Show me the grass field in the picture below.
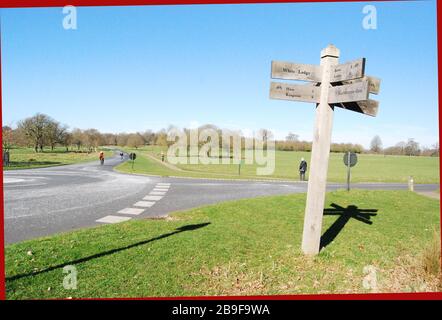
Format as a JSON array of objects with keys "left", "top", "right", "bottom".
[
  {"left": 116, "top": 146, "right": 440, "bottom": 184},
  {"left": 3, "top": 147, "right": 113, "bottom": 170},
  {"left": 5, "top": 190, "right": 440, "bottom": 299}
]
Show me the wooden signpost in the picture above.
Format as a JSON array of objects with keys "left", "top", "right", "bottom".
[
  {"left": 269, "top": 82, "right": 320, "bottom": 103},
  {"left": 330, "top": 58, "right": 365, "bottom": 82},
  {"left": 269, "top": 44, "right": 381, "bottom": 255},
  {"left": 271, "top": 61, "right": 323, "bottom": 82}
]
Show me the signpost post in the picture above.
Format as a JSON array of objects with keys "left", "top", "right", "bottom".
[
  {"left": 269, "top": 44, "right": 381, "bottom": 255},
  {"left": 129, "top": 152, "right": 137, "bottom": 170},
  {"left": 343, "top": 151, "right": 358, "bottom": 191}
]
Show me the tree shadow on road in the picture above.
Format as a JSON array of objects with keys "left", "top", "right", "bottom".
[
  {"left": 320, "top": 203, "right": 378, "bottom": 251},
  {"left": 6, "top": 222, "right": 210, "bottom": 281}
]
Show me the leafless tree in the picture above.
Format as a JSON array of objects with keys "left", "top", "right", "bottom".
[
  {"left": 17, "top": 113, "right": 52, "bottom": 152},
  {"left": 370, "top": 135, "right": 383, "bottom": 153}
]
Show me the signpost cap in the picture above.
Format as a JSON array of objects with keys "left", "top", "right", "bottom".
[{"left": 321, "top": 44, "right": 340, "bottom": 58}]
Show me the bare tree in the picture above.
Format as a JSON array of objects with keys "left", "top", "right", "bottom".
[
  {"left": 126, "top": 134, "right": 144, "bottom": 149},
  {"left": 117, "top": 133, "right": 129, "bottom": 147},
  {"left": 17, "top": 113, "right": 52, "bottom": 152},
  {"left": 71, "top": 129, "right": 85, "bottom": 151},
  {"left": 155, "top": 129, "right": 168, "bottom": 147},
  {"left": 2, "top": 126, "right": 14, "bottom": 152},
  {"left": 370, "top": 135, "right": 383, "bottom": 153},
  {"left": 286, "top": 132, "right": 299, "bottom": 142},
  {"left": 405, "top": 138, "right": 420, "bottom": 156},
  {"left": 45, "top": 122, "right": 69, "bottom": 151},
  {"left": 141, "top": 130, "right": 155, "bottom": 145},
  {"left": 432, "top": 142, "right": 439, "bottom": 156},
  {"left": 61, "top": 132, "right": 73, "bottom": 151},
  {"left": 83, "top": 129, "right": 103, "bottom": 151}
]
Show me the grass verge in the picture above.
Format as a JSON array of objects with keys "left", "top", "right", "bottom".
[
  {"left": 116, "top": 146, "right": 439, "bottom": 184},
  {"left": 4, "top": 147, "right": 113, "bottom": 170},
  {"left": 5, "top": 190, "right": 440, "bottom": 299}
]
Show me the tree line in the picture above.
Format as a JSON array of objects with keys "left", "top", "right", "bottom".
[
  {"left": 369, "top": 135, "right": 439, "bottom": 157},
  {"left": 2, "top": 113, "right": 439, "bottom": 157},
  {"left": 276, "top": 133, "right": 438, "bottom": 156},
  {"left": 2, "top": 113, "right": 159, "bottom": 153}
]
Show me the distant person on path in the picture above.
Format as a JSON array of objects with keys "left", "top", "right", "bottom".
[
  {"left": 299, "top": 158, "right": 307, "bottom": 181},
  {"left": 99, "top": 151, "right": 105, "bottom": 165},
  {"left": 120, "top": 152, "right": 124, "bottom": 160}
]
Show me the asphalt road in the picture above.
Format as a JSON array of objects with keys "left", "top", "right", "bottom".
[{"left": 3, "top": 153, "right": 439, "bottom": 244}]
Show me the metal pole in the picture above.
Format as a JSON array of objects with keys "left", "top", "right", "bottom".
[{"left": 301, "top": 45, "right": 340, "bottom": 255}]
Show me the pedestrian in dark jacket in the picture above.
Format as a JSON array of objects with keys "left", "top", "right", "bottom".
[{"left": 299, "top": 158, "right": 307, "bottom": 181}]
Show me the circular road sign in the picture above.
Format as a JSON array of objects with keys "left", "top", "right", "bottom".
[
  {"left": 129, "top": 153, "right": 137, "bottom": 160},
  {"left": 343, "top": 152, "right": 357, "bottom": 167}
]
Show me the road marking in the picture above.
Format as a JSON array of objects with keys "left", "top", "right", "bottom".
[
  {"left": 143, "top": 195, "right": 163, "bottom": 201},
  {"left": 149, "top": 191, "right": 166, "bottom": 195},
  {"left": 96, "top": 215, "right": 132, "bottom": 224},
  {"left": 156, "top": 183, "right": 170, "bottom": 186},
  {"left": 134, "top": 201, "right": 156, "bottom": 208},
  {"left": 118, "top": 208, "right": 145, "bottom": 215},
  {"left": 152, "top": 188, "right": 168, "bottom": 192},
  {"left": 4, "top": 178, "right": 26, "bottom": 184}
]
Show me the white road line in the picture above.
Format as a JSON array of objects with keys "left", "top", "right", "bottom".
[
  {"left": 118, "top": 208, "right": 145, "bottom": 215},
  {"left": 156, "top": 183, "right": 171, "bottom": 186},
  {"left": 149, "top": 191, "right": 166, "bottom": 196},
  {"left": 152, "top": 188, "right": 168, "bottom": 192},
  {"left": 143, "top": 195, "right": 163, "bottom": 201},
  {"left": 133, "top": 201, "right": 156, "bottom": 208},
  {"left": 96, "top": 215, "right": 132, "bottom": 224},
  {"left": 4, "top": 178, "right": 26, "bottom": 184}
]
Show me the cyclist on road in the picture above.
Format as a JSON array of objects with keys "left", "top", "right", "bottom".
[{"left": 99, "top": 151, "right": 105, "bottom": 165}]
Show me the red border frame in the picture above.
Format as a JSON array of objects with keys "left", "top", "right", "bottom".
[
  {"left": 0, "top": 0, "right": 405, "bottom": 9},
  {"left": 0, "top": 0, "right": 441, "bottom": 301}
]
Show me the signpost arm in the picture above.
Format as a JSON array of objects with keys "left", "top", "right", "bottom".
[{"left": 301, "top": 45, "right": 339, "bottom": 255}]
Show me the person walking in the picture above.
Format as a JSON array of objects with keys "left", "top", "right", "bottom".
[
  {"left": 99, "top": 151, "right": 105, "bottom": 165},
  {"left": 299, "top": 157, "right": 307, "bottom": 181}
]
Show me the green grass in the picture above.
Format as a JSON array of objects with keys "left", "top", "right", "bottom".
[
  {"left": 4, "top": 147, "right": 113, "bottom": 170},
  {"left": 116, "top": 146, "right": 440, "bottom": 183},
  {"left": 5, "top": 190, "right": 440, "bottom": 299}
]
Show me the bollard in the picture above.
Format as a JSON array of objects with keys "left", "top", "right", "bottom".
[{"left": 408, "top": 176, "right": 414, "bottom": 192}]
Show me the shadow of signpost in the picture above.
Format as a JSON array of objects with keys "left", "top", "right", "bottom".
[
  {"left": 7, "top": 222, "right": 210, "bottom": 281},
  {"left": 320, "top": 203, "right": 378, "bottom": 250}
]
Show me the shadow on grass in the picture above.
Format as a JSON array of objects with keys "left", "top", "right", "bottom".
[
  {"left": 320, "top": 203, "right": 378, "bottom": 251},
  {"left": 6, "top": 222, "right": 210, "bottom": 281}
]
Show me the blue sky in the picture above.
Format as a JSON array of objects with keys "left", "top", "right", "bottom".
[{"left": 1, "top": 1, "right": 439, "bottom": 148}]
